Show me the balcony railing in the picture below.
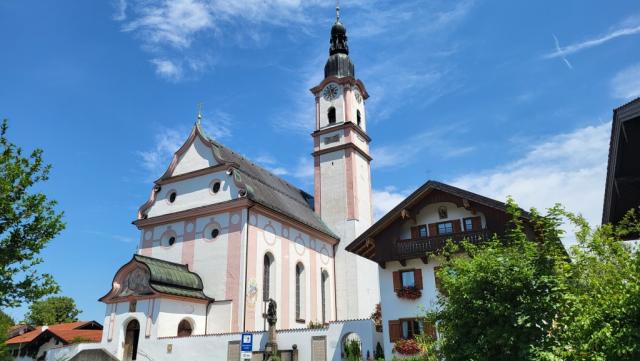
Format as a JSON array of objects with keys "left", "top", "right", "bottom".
[{"left": 393, "top": 229, "right": 491, "bottom": 259}]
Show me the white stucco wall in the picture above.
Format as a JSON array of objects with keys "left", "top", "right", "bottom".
[
  {"left": 146, "top": 170, "right": 238, "bottom": 218},
  {"left": 172, "top": 136, "right": 219, "bottom": 176},
  {"left": 48, "top": 320, "right": 381, "bottom": 361},
  {"left": 379, "top": 258, "right": 442, "bottom": 360}
]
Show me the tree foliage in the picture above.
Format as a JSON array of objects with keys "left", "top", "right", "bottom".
[
  {"left": 24, "top": 296, "right": 80, "bottom": 326},
  {"left": 0, "top": 310, "right": 15, "bottom": 361},
  {"left": 429, "top": 199, "right": 640, "bottom": 361},
  {"left": 0, "top": 119, "right": 64, "bottom": 308}
]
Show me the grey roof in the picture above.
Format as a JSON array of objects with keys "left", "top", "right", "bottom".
[{"left": 198, "top": 124, "right": 338, "bottom": 239}]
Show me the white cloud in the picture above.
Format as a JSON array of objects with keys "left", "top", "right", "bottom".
[
  {"left": 611, "top": 63, "right": 640, "bottom": 99},
  {"left": 545, "top": 19, "right": 640, "bottom": 60},
  {"left": 113, "top": 0, "right": 127, "bottom": 21},
  {"left": 372, "top": 186, "right": 409, "bottom": 220},
  {"left": 451, "top": 122, "right": 610, "bottom": 228},
  {"left": 151, "top": 58, "right": 183, "bottom": 81},
  {"left": 138, "top": 109, "right": 233, "bottom": 179}
]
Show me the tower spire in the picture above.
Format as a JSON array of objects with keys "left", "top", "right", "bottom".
[
  {"left": 336, "top": 0, "right": 340, "bottom": 21},
  {"left": 324, "top": 2, "right": 354, "bottom": 78}
]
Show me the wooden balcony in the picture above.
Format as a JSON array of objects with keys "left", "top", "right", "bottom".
[{"left": 392, "top": 229, "right": 491, "bottom": 259}]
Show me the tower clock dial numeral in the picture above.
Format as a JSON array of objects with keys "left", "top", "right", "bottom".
[
  {"left": 354, "top": 89, "right": 362, "bottom": 104},
  {"left": 322, "top": 84, "right": 340, "bottom": 101}
]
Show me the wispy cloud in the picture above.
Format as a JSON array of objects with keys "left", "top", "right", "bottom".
[
  {"left": 138, "top": 110, "right": 233, "bottom": 179},
  {"left": 545, "top": 18, "right": 640, "bottom": 65},
  {"left": 611, "top": 63, "right": 640, "bottom": 99},
  {"left": 372, "top": 186, "right": 410, "bottom": 220},
  {"left": 151, "top": 58, "right": 183, "bottom": 81},
  {"left": 372, "top": 125, "right": 475, "bottom": 169},
  {"left": 452, "top": 122, "right": 610, "bottom": 229}
]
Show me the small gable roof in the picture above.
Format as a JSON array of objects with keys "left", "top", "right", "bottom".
[
  {"left": 5, "top": 321, "right": 102, "bottom": 345},
  {"left": 99, "top": 254, "right": 212, "bottom": 302},
  {"left": 346, "top": 180, "right": 524, "bottom": 256},
  {"left": 146, "top": 122, "right": 337, "bottom": 240}
]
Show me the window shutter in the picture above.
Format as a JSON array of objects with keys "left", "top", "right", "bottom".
[
  {"left": 388, "top": 320, "right": 402, "bottom": 342},
  {"left": 410, "top": 227, "right": 419, "bottom": 239},
  {"left": 453, "top": 220, "right": 462, "bottom": 233},
  {"left": 414, "top": 269, "right": 423, "bottom": 290},
  {"left": 472, "top": 216, "right": 482, "bottom": 230},
  {"left": 392, "top": 271, "right": 402, "bottom": 291},
  {"left": 428, "top": 223, "right": 437, "bottom": 237}
]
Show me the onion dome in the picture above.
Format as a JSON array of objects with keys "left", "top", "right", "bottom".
[{"left": 324, "top": 5, "right": 355, "bottom": 78}]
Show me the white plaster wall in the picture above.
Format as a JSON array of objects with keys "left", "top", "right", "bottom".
[
  {"left": 318, "top": 83, "right": 345, "bottom": 129},
  {"left": 355, "top": 153, "right": 372, "bottom": 226},
  {"left": 192, "top": 212, "right": 232, "bottom": 299},
  {"left": 247, "top": 212, "right": 336, "bottom": 331},
  {"left": 155, "top": 299, "right": 207, "bottom": 337},
  {"left": 147, "top": 170, "right": 237, "bottom": 218},
  {"left": 141, "top": 221, "right": 185, "bottom": 264},
  {"left": 49, "top": 320, "right": 380, "bottom": 361},
  {"left": 209, "top": 301, "right": 232, "bottom": 333},
  {"left": 318, "top": 130, "right": 344, "bottom": 151},
  {"left": 319, "top": 151, "right": 347, "bottom": 232},
  {"left": 351, "top": 131, "right": 369, "bottom": 154},
  {"left": 399, "top": 202, "right": 487, "bottom": 239},
  {"left": 379, "top": 258, "right": 443, "bottom": 360},
  {"left": 172, "top": 136, "right": 219, "bottom": 176},
  {"left": 349, "top": 87, "right": 366, "bottom": 131}
]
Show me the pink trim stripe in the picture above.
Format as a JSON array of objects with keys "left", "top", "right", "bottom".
[
  {"left": 344, "top": 86, "right": 352, "bottom": 123},
  {"left": 345, "top": 148, "right": 355, "bottom": 219},
  {"left": 226, "top": 211, "right": 243, "bottom": 332},
  {"left": 181, "top": 219, "right": 196, "bottom": 269},
  {"left": 280, "top": 226, "right": 290, "bottom": 329},
  {"left": 310, "top": 249, "right": 318, "bottom": 322},
  {"left": 314, "top": 157, "right": 321, "bottom": 215},
  {"left": 245, "top": 223, "right": 258, "bottom": 331}
]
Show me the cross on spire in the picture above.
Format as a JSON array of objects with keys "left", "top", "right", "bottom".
[
  {"left": 336, "top": 0, "right": 340, "bottom": 21},
  {"left": 196, "top": 102, "right": 203, "bottom": 124}
]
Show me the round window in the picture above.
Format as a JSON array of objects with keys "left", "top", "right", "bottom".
[
  {"left": 212, "top": 181, "right": 221, "bottom": 194},
  {"left": 211, "top": 229, "right": 219, "bottom": 239},
  {"left": 168, "top": 236, "right": 176, "bottom": 246},
  {"left": 168, "top": 191, "right": 177, "bottom": 203}
]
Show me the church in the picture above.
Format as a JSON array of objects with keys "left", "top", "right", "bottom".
[{"left": 44, "top": 6, "right": 535, "bottom": 361}]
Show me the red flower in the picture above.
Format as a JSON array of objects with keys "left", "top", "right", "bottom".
[
  {"left": 396, "top": 286, "right": 422, "bottom": 300},
  {"left": 393, "top": 338, "right": 422, "bottom": 355}
]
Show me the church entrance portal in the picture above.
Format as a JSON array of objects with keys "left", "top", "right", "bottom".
[{"left": 124, "top": 319, "right": 140, "bottom": 361}]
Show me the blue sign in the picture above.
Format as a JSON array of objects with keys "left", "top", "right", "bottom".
[{"left": 241, "top": 333, "right": 253, "bottom": 352}]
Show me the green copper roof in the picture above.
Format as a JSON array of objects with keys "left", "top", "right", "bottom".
[{"left": 134, "top": 255, "right": 211, "bottom": 301}]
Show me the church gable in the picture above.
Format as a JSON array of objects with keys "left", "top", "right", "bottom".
[{"left": 172, "top": 136, "right": 219, "bottom": 176}]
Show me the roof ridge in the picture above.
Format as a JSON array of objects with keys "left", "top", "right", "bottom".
[
  {"left": 134, "top": 254, "right": 189, "bottom": 269},
  {"left": 205, "top": 136, "right": 313, "bottom": 203}
]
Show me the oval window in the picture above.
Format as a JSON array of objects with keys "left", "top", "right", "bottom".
[
  {"left": 211, "top": 229, "right": 219, "bottom": 239},
  {"left": 212, "top": 181, "right": 221, "bottom": 194},
  {"left": 168, "top": 191, "right": 177, "bottom": 203},
  {"left": 168, "top": 236, "right": 176, "bottom": 246}
]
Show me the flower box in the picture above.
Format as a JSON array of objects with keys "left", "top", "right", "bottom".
[{"left": 396, "top": 286, "right": 422, "bottom": 300}]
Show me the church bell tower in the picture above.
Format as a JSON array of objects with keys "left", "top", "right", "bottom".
[{"left": 310, "top": 5, "right": 379, "bottom": 320}]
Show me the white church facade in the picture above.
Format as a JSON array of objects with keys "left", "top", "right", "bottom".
[{"left": 49, "top": 7, "right": 382, "bottom": 361}]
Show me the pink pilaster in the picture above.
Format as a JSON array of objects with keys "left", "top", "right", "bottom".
[
  {"left": 310, "top": 248, "right": 318, "bottom": 322},
  {"left": 181, "top": 219, "right": 196, "bottom": 269},
  {"left": 345, "top": 148, "right": 356, "bottom": 219},
  {"left": 344, "top": 86, "right": 352, "bottom": 123},
  {"left": 314, "top": 156, "right": 321, "bottom": 214},
  {"left": 226, "top": 211, "right": 243, "bottom": 332},
  {"left": 280, "top": 226, "right": 290, "bottom": 328},
  {"left": 245, "top": 223, "right": 258, "bottom": 331}
]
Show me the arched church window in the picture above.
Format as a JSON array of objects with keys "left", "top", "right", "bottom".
[
  {"left": 321, "top": 270, "right": 330, "bottom": 323},
  {"left": 263, "top": 253, "right": 275, "bottom": 301},
  {"left": 295, "top": 263, "right": 306, "bottom": 321},
  {"left": 356, "top": 110, "right": 362, "bottom": 127},
  {"left": 177, "top": 319, "right": 193, "bottom": 337},
  {"left": 328, "top": 107, "right": 336, "bottom": 124}
]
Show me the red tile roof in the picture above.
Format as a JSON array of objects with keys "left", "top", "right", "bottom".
[{"left": 5, "top": 321, "right": 102, "bottom": 345}]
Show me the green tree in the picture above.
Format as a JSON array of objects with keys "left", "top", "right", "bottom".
[
  {"left": 0, "top": 310, "right": 15, "bottom": 361},
  {"left": 24, "top": 296, "right": 80, "bottom": 326},
  {"left": 0, "top": 119, "right": 65, "bottom": 308},
  {"left": 430, "top": 199, "right": 640, "bottom": 361}
]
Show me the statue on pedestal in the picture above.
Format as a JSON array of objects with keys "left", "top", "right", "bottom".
[{"left": 264, "top": 299, "right": 278, "bottom": 361}]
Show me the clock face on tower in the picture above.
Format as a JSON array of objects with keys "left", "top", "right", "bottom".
[
  {"left": 322, "top": 84, "right": 340, "bottom": 101},
  {"left": 354, "top": 89, "right": 362, "bottom": 104}
]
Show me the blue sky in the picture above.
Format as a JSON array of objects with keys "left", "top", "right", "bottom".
[{"left": 1, "top": 0, "right": 639, "bottom": 322}]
